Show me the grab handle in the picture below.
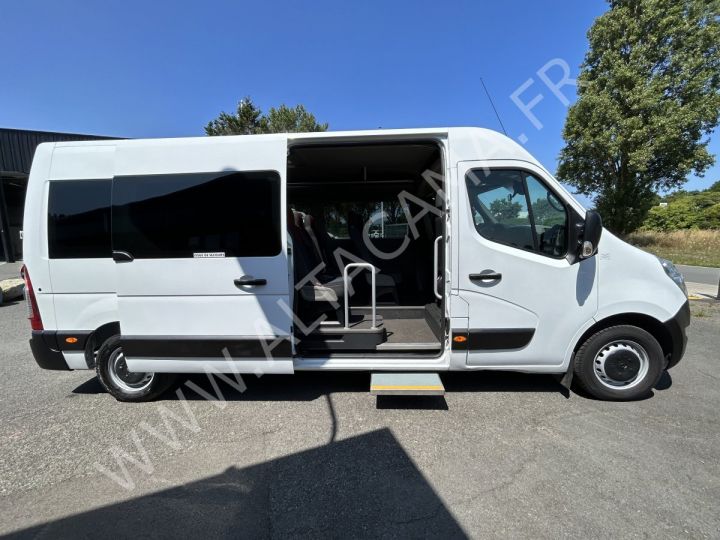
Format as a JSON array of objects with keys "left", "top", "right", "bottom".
[
  {"left": 343, "top": 263, "right": 377, "bottom": 329},
  {"left": 433, "top": 236, "right": 442, "bottom": 300}
]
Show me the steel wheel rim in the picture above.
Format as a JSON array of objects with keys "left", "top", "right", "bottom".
[
  {"left": 107, "top": 348, "right": 154, "bottom": 393},
  {"left": 593, "top": 339, "right": 650, "bottom": 390}
]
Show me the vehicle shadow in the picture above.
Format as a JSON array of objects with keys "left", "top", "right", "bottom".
[
  {"left": 569, "top": 370, "right": 672, "bottom": 401},
  {"left": 654, "top": 370, "right": 673, "bottom": 390},
  {"left": 72, "top": 370, "right": 569, "bottom": 403},
  {"left": 3, "top": 428, "right": 468, "bottom": 539}
]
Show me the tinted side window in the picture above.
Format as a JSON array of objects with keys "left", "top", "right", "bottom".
[
  {"left": 465, "top": 170, "right": 535, "bottom": 251},
  {"left": 48, "top": 180, "right": 112, "bottom": 259},
  {"left": 112, "top": 171, "right": 281, "bottom": 259},
  {"left": 525, "top": 174, "right": 568, "bottom": 257}
]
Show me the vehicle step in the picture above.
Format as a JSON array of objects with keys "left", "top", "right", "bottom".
[{"left": 370, "top": 372, "right": 445, "bottom": 396}]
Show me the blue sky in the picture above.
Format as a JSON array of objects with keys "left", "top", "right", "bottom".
[{"left": 1, "top": 0, "right": 717, "bottom": 197}]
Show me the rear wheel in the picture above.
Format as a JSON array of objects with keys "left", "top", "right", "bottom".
[
  {"left": 573, "top": 325, "right": 665, "bottom": 401},
  {"left": 96, "top": 335, "right": 177, "bottom": 402}
]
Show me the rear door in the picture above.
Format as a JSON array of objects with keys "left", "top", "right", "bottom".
[{"left": 112, "top": 137, "right": 293, "bottom": 374}]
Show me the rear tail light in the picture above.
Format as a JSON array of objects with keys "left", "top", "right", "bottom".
[{"left": 21, "top": 265, "right": 43, "bottom": 331}]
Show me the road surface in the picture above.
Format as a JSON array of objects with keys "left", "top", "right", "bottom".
[{"left": 1, "top": 298, "right": 719, "bottom": 538}]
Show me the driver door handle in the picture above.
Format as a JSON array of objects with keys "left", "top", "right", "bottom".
[
  {"left": 469, "top": 272, "right": 502, "bottom": 282},
  {"left": 234, "top": 276, "right": 267, "bottom": 287}
]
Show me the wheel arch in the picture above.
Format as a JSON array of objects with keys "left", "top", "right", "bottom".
[
  {"left": 84, "top": 321, "right": 121, "bottom": 368},
  {"left": 572, "top": 313, "right": 673, "bottom": 365}
]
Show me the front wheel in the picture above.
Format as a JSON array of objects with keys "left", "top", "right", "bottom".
[
  {"left": 96, "top": 335, "right": 177, "bottom": 402},
  {"left": 573, "top": 325, "right": 665, "bottom": 401}
]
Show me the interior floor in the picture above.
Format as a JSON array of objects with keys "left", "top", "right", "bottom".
[{"left": 378, "top": 318, "right": 440, "bottom": 351}]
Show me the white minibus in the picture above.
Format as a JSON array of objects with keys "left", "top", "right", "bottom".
[{"left": 22, "top": 128, "right": 689, "bottom": 402}]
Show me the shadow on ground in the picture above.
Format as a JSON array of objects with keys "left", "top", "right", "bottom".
[
  {"left": 3, "top": 428, "right": 468, "bottom": 539},
  {"left": 73, "top": 370, "right": 570, "bottom": 403}
]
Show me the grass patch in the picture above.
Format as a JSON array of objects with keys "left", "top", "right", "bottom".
[
  {"left": 625, "top": 229, "right": 720, "bottom": 268},
  {"left": 690, "top": 302, "right": 719, "bottom": 319}
]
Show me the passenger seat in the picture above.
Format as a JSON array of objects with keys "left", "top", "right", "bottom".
[{"left": 287, "top": 209, "right": 344, "bottom": 305}]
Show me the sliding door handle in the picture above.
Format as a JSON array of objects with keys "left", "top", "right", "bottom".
[
  {"left": 112, "top": 250, "right": 134, "bottom": 262},
  {"left": 234, "top": 276, "right": 267, "bottom": 287},
  {"left": 469, "top": 272, "right": 502, "bottom": 282}
]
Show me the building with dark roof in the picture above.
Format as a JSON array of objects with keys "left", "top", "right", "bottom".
[{"left": 0, "top": 128, "right": 116, "bottom": 262}]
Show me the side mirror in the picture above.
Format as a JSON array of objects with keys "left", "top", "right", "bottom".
[{"left": 580, "top": 210, "right": 602, "bottom": 259}]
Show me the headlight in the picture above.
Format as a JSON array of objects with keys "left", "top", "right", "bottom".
[{"left": 658, "top": 257, "right": 687, "bottom": 297}]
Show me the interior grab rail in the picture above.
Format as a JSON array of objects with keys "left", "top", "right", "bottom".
[
  {"left": 343, "top": 263, "right": 377, "bottom": 329},
  {"left": 433, "top": 236, "right": 442, "bottom": 300}
]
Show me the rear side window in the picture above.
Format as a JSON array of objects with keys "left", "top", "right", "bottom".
[
  {"left": 112, "top": 171, "right": 281, "bottom": 259},
  {"left": 48, "top": 180, "right": 112, "bottom": 259}
]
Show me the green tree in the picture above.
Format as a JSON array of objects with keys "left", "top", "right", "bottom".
[
  {"left": 531, "top": 198, "right": 567, "bottom": 226},
  {"left": 557, "top": 0, "right": 720, "bottom": 235},
  {"left": 643, "top": 186, "right": 720, "bottom": 230},
  {"left": 205, "top": 97, "right": 328, "bottom": 135},
  {"left": 489, "top": 198, "right": 522, "bottom": 221}
]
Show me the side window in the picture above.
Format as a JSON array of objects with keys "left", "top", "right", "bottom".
[
  {"left": 525, "top": 174, "right": 568, "bottom": 257},
  {"left": 299, "top": 201, "right": 408, "bottom": 239},
  {"left": 465, "top": 170, "right": 534, "bottom": 251},
  {"left": 465, "top": 169, "right": 568, "bottom": 257},
  {"left": 112, "top": 171, "right": 281, "bottom": 259},
  {"left": 48, "top": 180, "right": 112, "bottom": 259}
]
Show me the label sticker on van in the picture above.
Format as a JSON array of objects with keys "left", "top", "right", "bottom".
[{"left": 193, "top": 252, "right": 226, "bottom": 258}]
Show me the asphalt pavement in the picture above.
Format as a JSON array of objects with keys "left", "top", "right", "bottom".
[
  {"left": 677, "top": 264, "right": 720, "bottom": 286},
  {"left": 1, "top": 296, "right": 719, "bottom": 538}
]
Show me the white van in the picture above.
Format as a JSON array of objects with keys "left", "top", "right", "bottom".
[{"left": 22, "top": 127, "right": 690, "bottom": 402}]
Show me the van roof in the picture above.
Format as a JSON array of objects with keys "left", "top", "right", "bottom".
[{"left": 49, "top": 127, "right": 541, "bottom": 168}]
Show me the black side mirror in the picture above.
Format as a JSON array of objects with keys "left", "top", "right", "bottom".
[{"left": 580, "top": 210, "right": 602, "bottom": 259}]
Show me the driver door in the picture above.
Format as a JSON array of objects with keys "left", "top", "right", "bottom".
[{"left": 455, "top": 160, "right": 598, "bottom": 368}]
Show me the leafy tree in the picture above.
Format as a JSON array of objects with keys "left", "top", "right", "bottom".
[
  {"left": 532, "top": 198, "right": 567, "bottom": 226},
  {"left": 489, "top": 198, "right": 522, "bottom": 221},
  {"left": 205, "top": 97, "right": 328, "bottom": 135},
  {"left": 557, "top": 0, "right": 720, "bottom": 235},
  {"left": 643, "top": 186, "right": 720, "bottom": 230}
]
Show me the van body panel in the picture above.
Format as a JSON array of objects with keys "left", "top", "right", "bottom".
[
  {"left": 53, "top": 293, "right": 118, "bottom": 333},
  {"left": 50, "top": 259, "right": 117, "bottom": 293},
  {"left": 62, "top": 351, "right": 89, "bottom": 370},
  {"left": 113, "top": 135, "right": 286, "bottom": 176},
  {"left": 23, "top": 128, "right": 688, "bottom": 378},
  {"left": 118, "top": 295, "right": 291, "bottom": 337},
  {"left": 595, "top": 232, "right": 687, "bottom": 323},
  {"left": 23, "top": 144, "right": 55, "bottom": 327},
  {"left": 49, "top": 144, "right": 116, "bottom": 180}
]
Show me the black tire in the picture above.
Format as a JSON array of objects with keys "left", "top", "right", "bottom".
[
  {"left": 95, "top": 335, "right": 177, "bottom": 402},
  {"left": 573, "top": 325, "right": 665, "bottom": 401}
]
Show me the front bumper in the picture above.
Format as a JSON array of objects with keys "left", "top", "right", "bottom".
[
  {"left": 664, "top": 300, "right": 690, "bottom": 369},
  {"left": 29, "top": 331, "right": 70, "bottom": 371}
]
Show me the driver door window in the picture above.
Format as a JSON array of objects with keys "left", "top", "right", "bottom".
[
  {"left": 525, "top": 174, "right": 568, "bottom": 257},
  {"left": 465, "top": 169, "right": 568, "bottom": 257}
]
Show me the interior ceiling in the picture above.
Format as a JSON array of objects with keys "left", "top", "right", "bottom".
[{"left": 288, "top": 142, "right": 440, "bottom": 184}]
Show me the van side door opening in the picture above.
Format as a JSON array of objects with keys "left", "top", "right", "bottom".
[{"left": 286, "top": 141, "right": 447, "bottom": 357}]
